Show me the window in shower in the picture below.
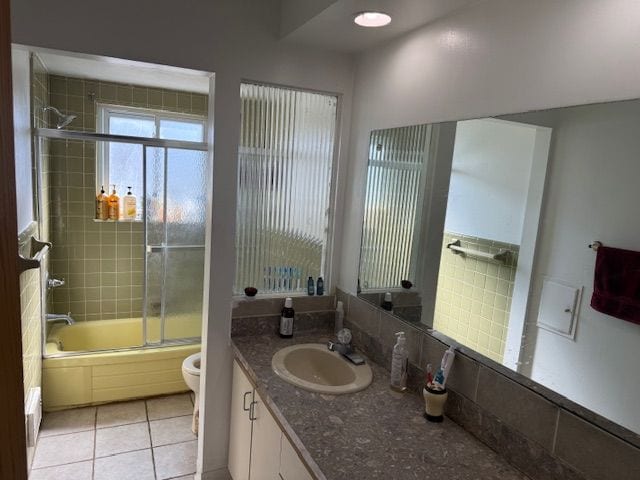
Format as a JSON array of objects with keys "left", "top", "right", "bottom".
[
  {"left": 96, "top": 105, "right": 206, "bottom": 220},
  {"left": 235, "top": 83, "right": 338, "bottom": 294}
]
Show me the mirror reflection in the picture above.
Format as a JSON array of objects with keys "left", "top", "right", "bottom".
[{"left": 358, "top": 99, "right": 640, "bottom": 435}]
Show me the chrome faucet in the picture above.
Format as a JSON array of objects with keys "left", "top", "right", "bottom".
[
  {"left": 328, "top": 328, "right": 365, "bottom": 365},
  {"left": 46, "top": 313, "right": 75, "bottom": 325}
]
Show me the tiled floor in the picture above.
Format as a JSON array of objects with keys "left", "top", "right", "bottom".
[{"left": 30, "top": 393, "right": 197, "bottom": 480}]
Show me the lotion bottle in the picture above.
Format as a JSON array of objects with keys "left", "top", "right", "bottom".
[
  {"left": 108, "top": 184, "right": 120, "bottom": 220},
  {"left": 279, "top": 297, "right": 294, "bottom": 338},
  {"left": 122, "top": 186, "right": 137, "bottom": 220},
  {"left": 95, "top": 185, "right": 108, "bottom": 220},
  {"left": 390, "top": 332, "right": 408, "bottom": 392},
  {"left": 335, "top": 300, "right": 344, "bottom": 334}
]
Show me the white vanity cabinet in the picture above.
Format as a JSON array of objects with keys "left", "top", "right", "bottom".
[{"left": 228, "top": 360, "right": 314, "bottom": 480}]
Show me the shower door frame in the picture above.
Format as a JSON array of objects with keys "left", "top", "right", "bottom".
[{"left": 35, "top": 127, "right": 208, "bottom": 357}]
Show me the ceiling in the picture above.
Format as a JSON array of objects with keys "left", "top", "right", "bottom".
[
  {"left": 281, "top": 0, "right": 482, "bottom": 53},
  {"left": 35, "top": 50, "right": 211, "bottom": 94}
]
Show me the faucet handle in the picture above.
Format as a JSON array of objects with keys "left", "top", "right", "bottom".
[
  {"left": 337, "top": 328, "right": 352, "bottom": 345},
  {"left": 47, "top": 277, "right": 65, "bottom": 288}
]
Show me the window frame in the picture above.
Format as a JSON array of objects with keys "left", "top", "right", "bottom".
[
  {"left": 234, "top": 82, "right": 341, "bottom": 296},
  {"left": 96, "top": 103, "right": 206, "bottom": 192}
]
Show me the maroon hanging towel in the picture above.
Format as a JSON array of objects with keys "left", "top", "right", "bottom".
[{"left": 590, "top": 246, "right": 640, "bottom": 325}]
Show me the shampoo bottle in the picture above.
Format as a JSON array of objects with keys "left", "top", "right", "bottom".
[
  {"left": 95, "top": 185, "right": 108, "bottom": 220},
  {"left": 390, "top": 332, "right": 408, "bottom": 392},
  {"left": 316, "top": 277, "right": 324, "bottom": 295},
  {"left": 108, "top": 185, "right": 120, "bottom": 220},
  {"left": 307, "top": 276, "right": 315, "bottom": 296},
  {"left": 279, "top": 297, "right": 294, "bottom": 338},
  {"left": 122, "top": 186, "right": 137, "bottom": 220}
]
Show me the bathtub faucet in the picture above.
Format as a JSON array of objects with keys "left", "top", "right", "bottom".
[{"left": 46, "top": 313, "right": 75, "bottom": 325}]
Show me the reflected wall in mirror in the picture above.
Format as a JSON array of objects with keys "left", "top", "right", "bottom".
[{"left": 358, "top": 98, "right": 640, "bottom": 436}]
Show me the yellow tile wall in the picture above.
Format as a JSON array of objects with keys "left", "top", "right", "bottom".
[{"left": 433, "top": 232, "right": 519, "bottom": 363}]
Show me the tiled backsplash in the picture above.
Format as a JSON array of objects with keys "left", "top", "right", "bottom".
[
  {"left": 433, "top": 232, "right": 519, "bottom": 363},
  {"left": 231, "top": 295, "right": 336, "bottom": 337},
  {"left": 337, "top": 288, "right": 640, "bottom": 480},
  {"left": 43, "top": 74, "right": 207, "bottom": 321}
]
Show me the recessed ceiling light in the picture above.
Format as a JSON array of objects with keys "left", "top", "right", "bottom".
[{"left": 354, "top": 11, "right": 392, "bottom": 28}]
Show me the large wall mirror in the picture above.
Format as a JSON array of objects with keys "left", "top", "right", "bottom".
[{"left": 357, "top": 98, "right": 640, "bottom": 436}]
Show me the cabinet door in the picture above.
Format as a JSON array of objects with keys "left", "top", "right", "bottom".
[
  {"left": 249, "top": 390, "right": 282, "bottom": 480},
  {"left": 280, "top": 435, "right": 313, "bottom": 480},
  {"left": 228, "top": 361, "right": 254, "bottom": 480}
]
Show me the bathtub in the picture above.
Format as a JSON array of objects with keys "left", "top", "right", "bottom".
[{"left": 43, "top": 317, "right": 200, "bottom": 411}]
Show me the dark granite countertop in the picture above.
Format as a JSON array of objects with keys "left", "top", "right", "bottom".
[{"left": 232, "top": 333, "right": 530, "bottom": 480}]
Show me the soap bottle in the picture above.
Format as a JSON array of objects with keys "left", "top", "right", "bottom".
[
  {"left": 279, "top": 297, "right": 294, "bottom": 338},
  {"left": 316, "top": 277, "right": 324, "bottom": 296},
  {"left": 95, "top": 185, "right": 108, "bottom": 220},
  {"left": 390, "top": 332, "right": 408, "bottom": 392},
  {"left": 335, "top": 300, "right": 344, "bottom": 334},
  {"left": 108, "top": 184, "right": 120, "bottom": 220},
  {"left": 381, "top": 292, "right": 393, "bottom": 311},
  {"left": 122, "top": 186, "right": 137, "bottom": 220},
  {"left": 307, "top": 276, "right": 315, "bottom": 296}
]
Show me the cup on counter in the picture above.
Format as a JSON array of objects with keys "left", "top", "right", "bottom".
[{"left": 423, "top": 385, "right": 448, "bottom": 422}]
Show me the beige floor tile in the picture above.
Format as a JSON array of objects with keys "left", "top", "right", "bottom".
[
  {"left": 95, "top": 422, "right": 150, "bottom": 458},
  {"left": 32, "top": 431, "right": 94, "bottom": 469},
  {"left": 39, "top": 407, "right": 96, "bottom": 437},
  {"left": 153, "top": 440, "right": 197, "bottom": 480},
  {"left": 94, "top": 449, "right": 155, "bottom": 480},
  {"left": 150, "top": 415, "right": 197, "bottom": 447},
  {"left": 146, "top": 393, "right": 193, "bottom": 420},
  {"left": 96, "top": 400, "right": 147, "bottom": 428},
  {"left": 170, "top": 476, "right": 194, "bottom": 480},
  {"left": 29, "top": 460, "right": 93, "bottom": 480}
]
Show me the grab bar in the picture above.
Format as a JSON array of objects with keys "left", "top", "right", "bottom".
[
  {"left": 447, "top": 239, "right": 510, "bottom": 264},
  {"left": 146, "top": 244, "right": 205, "bottom": 253},
  {"left": 18, "top": 237, "right": 52, "bottom": 273}
]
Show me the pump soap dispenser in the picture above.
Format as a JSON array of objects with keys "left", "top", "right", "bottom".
[{"left": 390, "top": 332, "right": 408, "bottom": 392}]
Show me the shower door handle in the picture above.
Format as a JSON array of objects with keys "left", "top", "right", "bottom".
[{"left": 146, "top": 245, "right": 205, "bottom": 253}]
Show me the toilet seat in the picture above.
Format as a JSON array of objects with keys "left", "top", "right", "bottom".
[{"left": 182, "top": 352, "right": 201, "bottom": 376}]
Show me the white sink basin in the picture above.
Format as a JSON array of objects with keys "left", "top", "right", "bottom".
[{"left": 271, "top": 343, "right": 373, "bottom": 394}]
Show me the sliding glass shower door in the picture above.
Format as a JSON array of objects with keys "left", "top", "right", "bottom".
[{"left": 144, "top": 146, "right": 207, "bottom": 345}]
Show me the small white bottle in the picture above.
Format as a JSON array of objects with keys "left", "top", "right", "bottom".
[
  {"left": 390, "top": 332, "right": 408, "bottom": 392},
  {"left": 335, "top": 300, "right": 344, "bottom": 334}
]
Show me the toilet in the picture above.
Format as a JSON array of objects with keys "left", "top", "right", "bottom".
[{"left": 182, "top": 352, "right": 201, "bottom": 434}]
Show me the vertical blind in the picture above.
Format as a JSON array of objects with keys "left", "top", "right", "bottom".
[
  {"left": 235, "top": 83, "right": 338, "bottom": 293},
  {"left": 360, "top": 124, "right": 431, "bottom": 290}
]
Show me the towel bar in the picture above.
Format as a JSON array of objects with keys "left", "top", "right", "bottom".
[
  {"left": 588, "top": 241, "right": 602, "bottom": 251},
  {"left": 446, "top": 239, "right": 510, "bottom": 264}
]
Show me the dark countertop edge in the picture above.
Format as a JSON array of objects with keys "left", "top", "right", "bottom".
[{"left": 231, "top": 341, "right": 328, "bottom": 480}]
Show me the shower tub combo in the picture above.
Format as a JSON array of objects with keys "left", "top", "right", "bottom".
[{"left": 35, "top": 127, "right": 208, "bottom": 411}]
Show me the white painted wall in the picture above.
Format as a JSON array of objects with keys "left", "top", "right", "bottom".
[
  {"left": 445, "top": 118, "right": 536, "bottom": 245},
  {"left": 340, "top": 0, "right": 640, "bottom": 296},
  {"left": 11, "top": 46, "right": 34, "bottom": 233},
  {"left": 509, "top": 100, "right": 640, "bottom": 434},
  {"left": 10, "top": 2, "right": 354, "bottom": 477}
]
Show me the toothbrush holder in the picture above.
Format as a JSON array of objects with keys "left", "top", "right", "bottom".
[{"left": 423, "top": 385, "right": 448, "bottom": 422}]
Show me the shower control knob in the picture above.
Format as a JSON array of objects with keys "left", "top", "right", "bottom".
[{"left": 48, "top": 277, "right": 65, "bottom": 288}]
